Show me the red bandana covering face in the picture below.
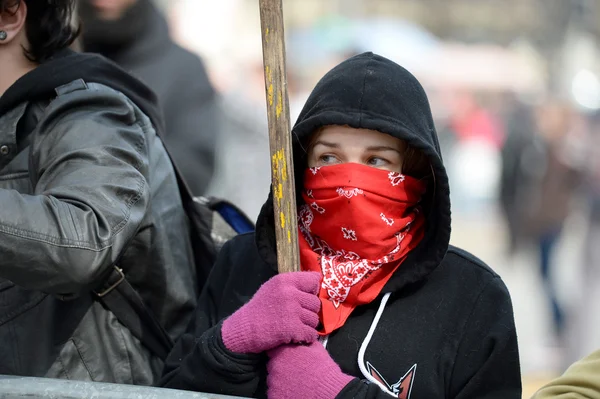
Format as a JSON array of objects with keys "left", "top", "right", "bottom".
[{"left": 298, "top": 163, "right": 427, "bottom": 335}]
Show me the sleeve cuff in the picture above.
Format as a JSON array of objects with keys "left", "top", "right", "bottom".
[{"left": 211, "top": 320, "right": 264, "bottom": 367}]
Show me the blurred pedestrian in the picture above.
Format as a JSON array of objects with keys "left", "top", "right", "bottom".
[
  {"left": 79, "top": 0, "right": 218, "bottom": 195},
  {"left": 529, "top": 101, "right": 585, "bottom": 340},
  {"left": 450, "top": 90, "right": 505, "bottom": 149},
  {"left": 502, "top": 99, "right": 585, "bottom": 340},
  {"left": 446, "top": 90, "right": 505, "bottom": 214},
  {"left": 0, "top": 0, "right": 197, "bottom": 383},
  {"left": 499, "top": 100, "right": 536, "bottom": 254}
]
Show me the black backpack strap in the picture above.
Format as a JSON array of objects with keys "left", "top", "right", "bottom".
[{"left": 94, "top": 266, "right": 173, "bottom": 360}]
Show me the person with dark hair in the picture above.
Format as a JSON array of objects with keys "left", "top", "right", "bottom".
[
  {"left": 160, "top": 53, "right": 521, "bottom": 398},
  {"left": 0, "top": 0, "right": 197, "bottom": 384},
  {"left": 1, "top": 0, "right": 77, "bottom": 62},
  {"left": 78, "top": 0, "right": 218, "bottom": 196}
]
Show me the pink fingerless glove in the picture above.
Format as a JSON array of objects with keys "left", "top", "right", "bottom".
[
  {"left": 221, "top": 271, "right": 322, "bottom": 354},
  {"left": 267, "top": 341, "right": 355, "bottom": 399}
]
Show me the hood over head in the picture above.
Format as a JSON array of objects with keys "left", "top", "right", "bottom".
[
  {"left": 0, "top": 48, "right": 164, "bottom": 135},
  {"left": 256, "top": 52, "right": 451, "bottom": 292}
]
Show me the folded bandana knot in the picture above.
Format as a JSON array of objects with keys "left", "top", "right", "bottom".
[{"left": 298, "top": 163, "right": 426, "bottom": 335}]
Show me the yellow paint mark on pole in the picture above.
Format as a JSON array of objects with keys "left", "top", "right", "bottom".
[
  {"left": 281, "top": 153, "right": 287, "bottom": 181},
  {"left": 272, "top": 147, "right": 292, "bottom": 231},
  {"left": 268, "top": 84, "right": 274, "bottom": 106},
  {"left": 280, "top": 212, "right": 286, "bottom": 228},
  {"left": 273, "top": 184, "right": 280, "bottom": 205},
  {"left": 272, "top": 149, "right": 286, "bottom": 207},
  {"left": 287, "top": 201, "right": 292, "bottom": 242},
  {"left": 266, "top": 67, "right": 274, "bottom": 106},
  {"left": 276, "top": 91, "right": 283, "bottom": 119}
]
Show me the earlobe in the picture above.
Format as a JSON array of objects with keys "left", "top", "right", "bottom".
[{"left": 0, "top": 1, "right": 27, "bottom": 45}]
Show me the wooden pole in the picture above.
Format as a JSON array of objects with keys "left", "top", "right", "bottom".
[{"left": 258, "top": 0, "right": 300, "bottom": 273}]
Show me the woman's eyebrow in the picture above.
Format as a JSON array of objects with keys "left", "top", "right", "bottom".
[
  {"left": 312, "top": 140, "right": 340, "bottom": 148},
  {"left": 366, "top": 145, "right": 403, "bottom": 154}
]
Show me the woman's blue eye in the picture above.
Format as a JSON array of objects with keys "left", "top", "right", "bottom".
[
  {"left": 367, "top": 157, "right": 388, "bottom": 166},
  {"left": 320, "top": 155, "right": 338, "bottom": 164}
]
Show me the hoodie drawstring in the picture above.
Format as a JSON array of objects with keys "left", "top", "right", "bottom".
[
  {"left": 319, "top": 335, "right": 329, "bottom": 349},
  {"left": 358, "top": 292, "right": 395, "bottom": 396}
]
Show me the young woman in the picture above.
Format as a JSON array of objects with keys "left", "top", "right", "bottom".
[{"left": 161, "top": 52, "right": 521, "bottom": 398}]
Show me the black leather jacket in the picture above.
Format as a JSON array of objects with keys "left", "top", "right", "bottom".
[{"left": 0, "top": 74, "right": 197, "bottom": 384}]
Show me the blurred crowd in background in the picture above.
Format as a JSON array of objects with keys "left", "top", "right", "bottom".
[{"left": 81, "top": 0, "right": 600, "bottom": 395}]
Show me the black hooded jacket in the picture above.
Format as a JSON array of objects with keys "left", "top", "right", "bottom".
[
  {"left": 0, "top": 49, "right": 197, "bottom": 384},
  {"left": 80, "top": 0, "right": 218, "bottom": 195},
  {"left": 160, "top": 53, "right": 521, "bottom": 398}
]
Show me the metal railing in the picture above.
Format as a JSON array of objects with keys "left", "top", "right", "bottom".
[{"left": 0, "top": 375, "right": 247, "bottom": 399}]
